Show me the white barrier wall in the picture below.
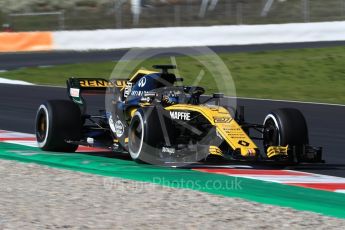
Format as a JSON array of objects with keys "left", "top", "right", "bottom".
[{"left": 51, "top": 21, "right": 345, "bottom": 50}]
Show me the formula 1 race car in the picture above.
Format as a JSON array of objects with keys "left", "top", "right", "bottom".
[{"left": 35, "top": 65, "right": 323, "bottom": 165}]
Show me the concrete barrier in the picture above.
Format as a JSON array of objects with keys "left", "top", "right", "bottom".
[
  {"left": 52, "top": 21, "right": 345, "bottom": 51},
  {"left": 1, "top": 21, "right": 345, "bottom": 52}
]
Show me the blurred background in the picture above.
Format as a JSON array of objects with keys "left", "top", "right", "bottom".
[
  {"left": 1, "top": 0, "right": 345, "bottom": 105},
  {"left": 1, "top": 0, "right": 345, "bottom": 31}
]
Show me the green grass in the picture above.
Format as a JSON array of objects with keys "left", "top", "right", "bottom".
[{"left": 2, "top": 46, "right": 345, "bottom": 104}]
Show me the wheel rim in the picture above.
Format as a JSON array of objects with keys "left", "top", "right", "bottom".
[
  {"left": 36, "top": 110, "right": 47, "bottom": 142},
  {"left": 263, "top": 118, "right": 279, "bottom": 149},
  {"left": 128, "top": 113, "right": 144, "bottom": 159}
]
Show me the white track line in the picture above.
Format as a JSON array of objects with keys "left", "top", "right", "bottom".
[{"left": 233, "top": 96, "right": 345, "bottom": 107}]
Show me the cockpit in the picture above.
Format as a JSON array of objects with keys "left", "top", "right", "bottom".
[{"left": 126, "top": 65, "right": 205, "bottom": 106}]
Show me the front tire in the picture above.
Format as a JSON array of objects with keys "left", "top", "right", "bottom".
[
  {"left": 128, "top": 108, "right": 164, "bottom": 163},
  {"left": 35, "top": 100, "right": 82, "bottom": 152},
  {"left": 263, "top": 108, "right": 309, "bottom": 156}
]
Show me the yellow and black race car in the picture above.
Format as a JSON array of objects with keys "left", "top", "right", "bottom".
[{"left": 35, "top": 65, "right": 323, "bottom": 165}]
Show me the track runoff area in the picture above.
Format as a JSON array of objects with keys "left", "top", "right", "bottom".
[
  {"left": 0, "top": 129, "right": 345, "bottom": 218},
  {"left": 1, "top": 40, "right": 345, "bottom": 218}
]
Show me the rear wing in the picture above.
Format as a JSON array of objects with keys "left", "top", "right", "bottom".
[{"left": 66, "top": 78, "right": 127, "bottom": 105}]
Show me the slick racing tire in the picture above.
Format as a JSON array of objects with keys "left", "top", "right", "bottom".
[
  {"left": 35, "top": 100, "right": 82, "bottom": 152},
  {"left": 263, "top": 108, "right": 308, "bottom": 155},
  {"left": 128, "top": 108, "right": 163, "bottom": 163}
]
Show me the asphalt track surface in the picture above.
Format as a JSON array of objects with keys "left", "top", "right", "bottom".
[
  {"left": 1, "top": 41, "right": 345, "bottom": 177},
  {"left": 0, "top": 83, "right": 344, "bottom": 177},
  {"left": 2, "top": 41, "right": 345, "bottom": 70}
]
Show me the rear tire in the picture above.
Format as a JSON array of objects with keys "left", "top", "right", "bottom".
[
  {"left": 263, "top": 108, "right": 309, "bottom": 155},
  {"left": 35, "top": 100, "right": 82, "bottom": 152}
]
